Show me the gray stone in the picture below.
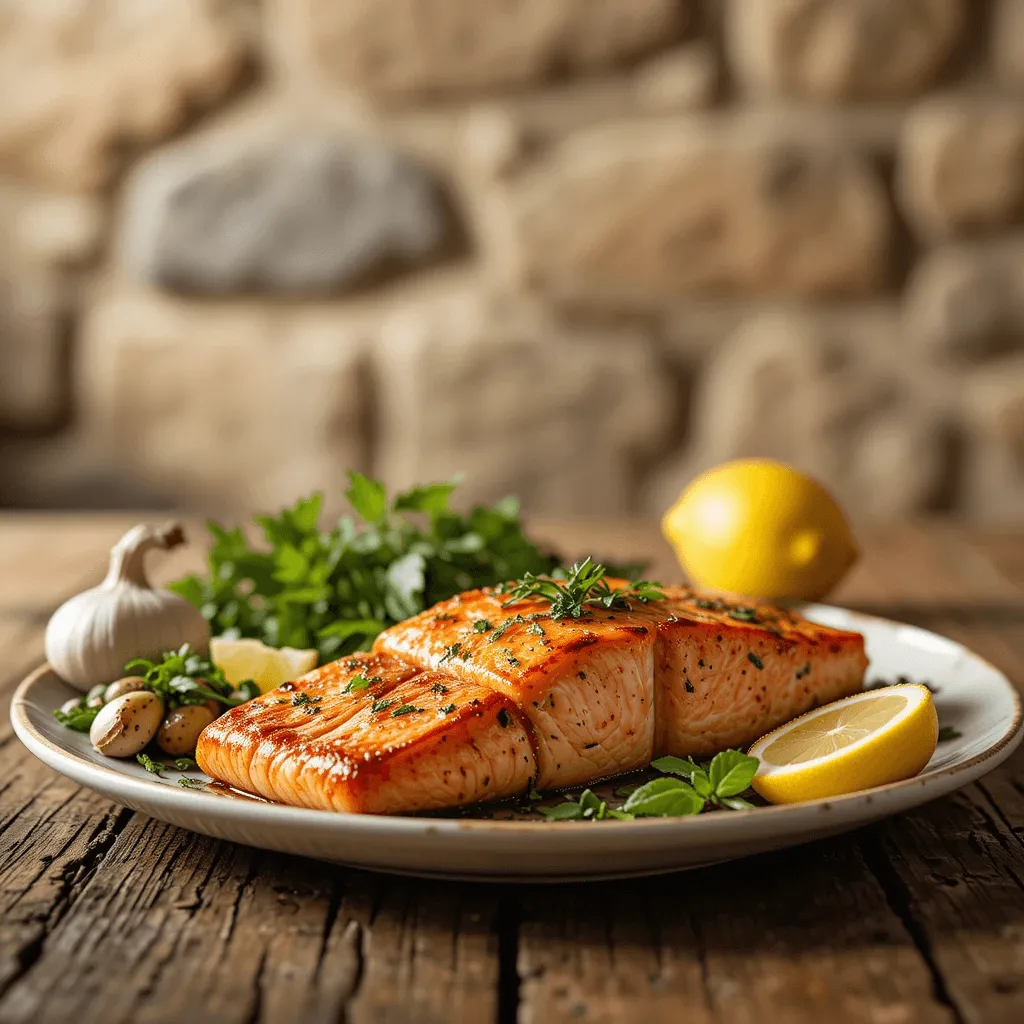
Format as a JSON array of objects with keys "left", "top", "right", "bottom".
[{"left": 121, "top": 132, "right": 458, "bottom": 296}]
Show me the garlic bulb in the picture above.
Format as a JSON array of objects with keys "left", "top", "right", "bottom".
[{"left": 45, "top": 523, "right": 211, "bottom": 691}]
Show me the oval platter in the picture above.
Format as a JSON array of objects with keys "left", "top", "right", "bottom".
[{"left": 12, "top": 606, "right": 1023, "bottom": 882}]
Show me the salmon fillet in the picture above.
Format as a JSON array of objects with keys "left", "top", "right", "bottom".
[{"left": 197, "top": 585, "right": 867, "bottom": 813}]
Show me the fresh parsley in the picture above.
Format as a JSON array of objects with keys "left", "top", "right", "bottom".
[
  {"left": 125, "top": 644, "right": 242, "bottom": 712},
  {"left": 391, "top": 704, "right": 422, "bottom": 717},
  {"left": 53, "top": 701, "right": 101, "bottom": 733},
  {"left": 500, "top": 558, "right": 664, "bottom": 620},
  {"left": 136, "top": 753, "right": 164, "bottom": 776},
  {"left": 168, "top": 475, "right": 560, "bottom": 665},
  {"left": 938, "top": 725, "right": 962, "bottom": 742}
]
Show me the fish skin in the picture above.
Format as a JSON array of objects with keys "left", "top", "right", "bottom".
[{"left": 197, "top": 585, "right": 868, "bottom": 813}]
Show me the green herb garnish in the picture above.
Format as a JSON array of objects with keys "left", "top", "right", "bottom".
[
  {"left": 439, "top": 703, "right": 457, "bottom": 716},
  {"left": 748, "top": 652, "right": 764, "bottom": 670},
  {"left": 391, "top": 704, "right": 422, "bottom": 717},
  {"left": 174, "top": 758, "right": 198, "bottom": 771},
  {"left": 136, "top": 753, "right": 164, "bottom": 776},
  {"left": 125, "top": 644, "right": 240, "bottom": 712},
  {"left": 370, "top": 698, "right": 395, "bottom": 714},
  {"left": 177, "top": 777, "right": 204, "bottom": 789},
  {"left": 53, "top": 700, "right": 101, "bottom": 733},
  {"left": 535, "top": 750, "right": 759, "bottom": 822},
  {"left": 344, "top": 674, "right": 378, "bottom": 693},
  {"left": 168, "top": 475, "right": 560, "bottom": 665},
  {"left": 473, "top": 620, "right": 493, "bottom": 633},
  {"left": 500, "top": 558, "right": 664, "bottom": 620},
  {"left": 938, "top": 726, "right": 962, "bottom": 742}
]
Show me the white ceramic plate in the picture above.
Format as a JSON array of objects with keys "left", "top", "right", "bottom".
[{"left": 12, "top": 607, "right": 1023, "bottom": 882}]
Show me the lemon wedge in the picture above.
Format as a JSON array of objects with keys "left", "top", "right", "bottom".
[
  {"left": 210, "top": 637, "right": 318, "bottom": 694},
  {"left": 662, "top": 459, "right": 859, "bottom": 601},
  {"left": 748, "top": 685, "right": 938, "bottom": 804}
]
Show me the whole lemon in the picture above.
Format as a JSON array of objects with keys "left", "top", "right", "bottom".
[{"left": 662, "top": 460, "right": 858, "bottom": 601}]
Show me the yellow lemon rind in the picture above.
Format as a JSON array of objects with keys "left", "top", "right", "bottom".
[{"left": 747, "top": 684, "right": 939, "bottom": 805}]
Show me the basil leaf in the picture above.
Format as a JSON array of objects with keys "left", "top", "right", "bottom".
[
  {"left": 651, "top": 755, "right": 703, "bottom": 780},
  {"left": 719, "top": 796, "right": 756, "bottom": 811},
  {"left": 623, "top": 778, "right": 705, "bottom": 817},
  {"left": 538, "top": 801, "right": 587, "bottom": 821},
  {"left": 578, "top": 789, "right": 603, "bottom": 816},
  {"left": 709, "top": 750, "right": 760, "bottom": 798}
]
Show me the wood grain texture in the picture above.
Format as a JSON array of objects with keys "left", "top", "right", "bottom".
[{"left": 0, "top": 514, "right": 1023, "bottom": 1023}]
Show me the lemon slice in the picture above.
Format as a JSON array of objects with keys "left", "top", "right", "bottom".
[
  {"left": 210, "top": 637, "right": 318, "bottom": 694},
  {"left": 748, "top": 685, "right": 938, "bottom": 804}
]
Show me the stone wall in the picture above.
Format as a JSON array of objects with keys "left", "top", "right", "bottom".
[{"left": 2, "top": 0, "right": 1024, "bottom": 521}]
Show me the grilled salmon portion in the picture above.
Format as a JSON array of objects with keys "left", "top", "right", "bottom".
[
  {"left": 196, "top": 652, "right": 535, "bottom": 813},
  {"left": 645, "top": 593, "right": 869, "bottom": 757},
  {"left": 376, "top": 589, "right": 656, "bottom": 788},
  {"left": 375, "top": 585, "right": 867, "bottom": 787},
  {"left": 198, "top": 584, "right": 868, "bottom": 814}
]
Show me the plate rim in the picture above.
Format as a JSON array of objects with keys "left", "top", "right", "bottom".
[{"left": 11, "top": 605, "right": 1024, "bottom": 843}]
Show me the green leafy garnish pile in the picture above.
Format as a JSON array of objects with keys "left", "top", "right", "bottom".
[
  {"left": 125, "top": 644, "right": 254, "bottom": 712},
  {"left": 499, "top": 557, "right": 664, "bottom": 620},
  {"left": 536, "top": 750, "right": 759, "bottom": 821},
  {"left": 169, "top": 474, "right": 559, "bottom": 665}
]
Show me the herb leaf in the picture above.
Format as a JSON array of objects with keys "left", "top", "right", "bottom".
[
  {"left": 136, "top": 753, "right": 164, "bottom": 776},
  {"left": 500, "top": 558, "right": 664, "bottom": 620},
  {"left": 623, "top": 777, "right": 705, "bottom": 817},
  {"left": 708, "top": 750, "right": 760, "bottom": 798},
  {"left": 538, "top": 801, "right": 587, "bottom": 821},
  {"left": 168, "top": 475, "right": 560, "bottom": 665}
]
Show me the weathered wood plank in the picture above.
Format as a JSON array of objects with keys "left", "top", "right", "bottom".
[
  {"left": 846, "top": 525, "right": 1024, "bottom": 1023},
  {"left": 517, "top": 841, "right": 953, "bottom": 1024}
]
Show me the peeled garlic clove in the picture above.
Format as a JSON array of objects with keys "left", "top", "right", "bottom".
[
  {"left": 45, "top": 522, "right": 211, "bottom": 692},
  {"left": 90, "top": 691, "right": 163, "bottom": 758},
  {"left": 156, "top": 705, "right": 216, "bottom": 756}
]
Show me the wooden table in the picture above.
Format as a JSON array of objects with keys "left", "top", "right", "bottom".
[{"left": 1, "top": 516, "right": 1024, "bottom": 1024}]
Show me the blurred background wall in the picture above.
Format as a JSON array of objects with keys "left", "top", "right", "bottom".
[{"left": 1, "top": 0, "right": 1023, "bottom": 522}]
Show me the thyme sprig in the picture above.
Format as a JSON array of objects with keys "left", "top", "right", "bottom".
[{"left": 499, "top": 558, "right": 665, "bottom": 620}]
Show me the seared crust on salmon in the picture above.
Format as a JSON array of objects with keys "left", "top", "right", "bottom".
[{"left": 197, "top": 585, "right": 868, "bottom": 813}]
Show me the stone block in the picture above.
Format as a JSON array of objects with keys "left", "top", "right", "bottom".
[
  {"left": 644, "top": 311, "right": 951, "bottom": 519},
  {"left": 897, "top": 101, "right": 1024, "bottom": 240},
  {"left": 374, "top": 291, "right": 673, "bottom": 514},
  {"left": 0, "top": 268, "right": 67, "bottom": 433},
  {"left": 79, "top": 288, "right": 368, "bottom": 512},
  {"left": 120, "top": 129, "right": 460, "bottom": 296},
  {"left": 726, "top": 0, "right": 965, "bottom": 101},
  {"left": 506, "top": 121, "right": 892, "bottom": 308},
  {"left": 299, "top": 0, "right": 689, "bottom": 102},
  {"left": 903, "top": 241, "right": 1024, "bottom": 366},
  {"left": 994, "top": 0, "right": 1024, "bottom": 87},
  {"left": 0, "top": 0, "right": 253, "bottom": 192}
]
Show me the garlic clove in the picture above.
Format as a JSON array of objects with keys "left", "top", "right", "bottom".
[
  {"left": 46, "top": 522, "right": 211, "bottom": 692},
  {"left": 90, "top": 691, "right": 164, "bottom": 758}
]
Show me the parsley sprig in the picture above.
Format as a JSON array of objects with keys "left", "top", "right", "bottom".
[
  {"left": 125, "top": 644, "right": 245, "bottom": 712},
  {"left": 169, "top": 474, "right": 560, "bottom": 665},
  {"left": 500, "top": 558, "right": 664, "bottom": 620}
]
